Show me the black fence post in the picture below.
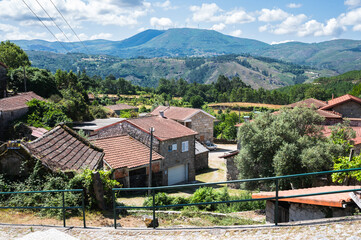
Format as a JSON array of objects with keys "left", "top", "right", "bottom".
[
  {"left": 152, "top": 189, "right": 156, "bottom": 229},
  {"left": 113, "top": 190, "right": 117, "bottom": 229},
  {"left": 82, "top": 190, "right": 86, "bottom": 228},
  {"left": 62, "top": 191, "right": 66, "bottom": 227},
  {"left": 274, "top": 179, "right": 279, "bottom": 226}
]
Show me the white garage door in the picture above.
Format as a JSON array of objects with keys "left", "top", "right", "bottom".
[{"left": 168, "top": 164, "right": 187, "bottom": 185}]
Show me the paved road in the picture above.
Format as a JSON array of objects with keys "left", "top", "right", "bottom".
[{"left": 2, "top": 216, "right": 361, "bottom": 240}]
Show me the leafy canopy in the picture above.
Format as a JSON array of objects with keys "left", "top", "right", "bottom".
[{"left": 0, "top": 41, "right": 30, "bottom": 69}]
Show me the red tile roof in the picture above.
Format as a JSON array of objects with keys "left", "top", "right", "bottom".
[
  {"left": 29, "top": 126, "right": 48, "bottom": 139},
  {"left": 24, "top": 125, "right": 104, "bottom": 171},
  {"left": 321, "top": 125, "right": 361, "bottom": 144},
  {"left": 0, "top": 92, "right": 44, "bottom": 111},
  {"left": 252, "top": 186, "right": 361, "bottom": 208},
  {"left": 321, "top": 94, "right": 361, "bottom": 110},
  {"left": 287, "top": 98, "right": 327, "bottom": 109},
  {"left": 125, "top": 116, "right": 197, "bottom": 141},
  {"left": 94, "top": 135, "right": 163, "bottom": 169},
  {"left": 151, "top": 106, "right": 215, "bottom": 121},
  {"left": 105, "top": 103, "right": 138, "bottom": 111},
  {"left": 316, "top": 109, "right": 342, "bottom": 119}
]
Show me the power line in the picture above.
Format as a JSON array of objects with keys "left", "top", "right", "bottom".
[
  {"left": 21, "top": 0, "right": 78, "bottom": 63},
  {"left": 33, "top": 0, "right": 77, "bottom": 50},
  {"left": 48, "top": 0, "right": 91, "bottom": 55}
]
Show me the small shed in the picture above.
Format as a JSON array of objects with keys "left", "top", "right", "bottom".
[
  {"left": 195, "top": 141, "right": 209, "bottom": 171},
  {"left": 252, "top": 186, "right": 361, "bottom": 223}
]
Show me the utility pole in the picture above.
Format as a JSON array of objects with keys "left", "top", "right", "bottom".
[{"left": 148, "top": 127, "right": 154, "bottom": 195}]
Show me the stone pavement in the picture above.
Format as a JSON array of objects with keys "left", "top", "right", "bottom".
[{"left": 1, "top": 216, "right": 361, "bottom": 240}]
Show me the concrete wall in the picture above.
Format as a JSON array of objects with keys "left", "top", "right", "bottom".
[
  {"left": 265, "top": 200, "right": 354, "bottom": 223},
  {"left": 0, "top": 108, "right": 29, "bottom": 140},
  {"left": 189, "top": 111, "right": 214, "bottom": 143},
  {"left": 332, "top": 101, "right": 361, "bottom": 118},
  {"left": 195, "top": 152, "right": 208, "bottom": 171},
  {"left": 225, "top": 156, "right": 240, "bottom": 188}
]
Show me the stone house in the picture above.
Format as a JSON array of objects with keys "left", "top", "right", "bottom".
[
  {"left": 195, "top": 141, "right": 209, "bottom": 171},
  {"left": 93, "top": 135, "right": 163, "bottom": 188},
  {"left": 0, "top": 62, "right": 7, "bottom": 99},
  {"left": 0, "top": 92, "right": 44, "bottom": 140},
  {"left": 122, "top": 116, "right": 198, "bottom": 185},
  {"left": 151, "top": 106, "right": 216, "bottom": 143},
  {"left": 0, "top": 124, "right": 104, "bottom": 178}
]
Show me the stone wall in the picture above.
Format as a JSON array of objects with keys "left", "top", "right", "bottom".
[
  {"left": 333, "top": 101, "right": 361, "bottom": 118},
  {"left": 195, "top": 152, "right": 208, "bottom": 171},
  {"left": 121, "top": 122, "right": 160, "bottom": 152},
  {"left": 0, "top": 108, "right": 29, "bottom": 140},
  {"left": 0, "top": 146, "right": 32, "bottom": 178},
  {"left": 225, "top": 156, "right": 240, "bottom": 188},
  {"left": 159, "top": 136, "right": 196, "bottom": 185},
  {"left": 189, "top": 111, "right": 214, "bottom": 143},
  {"left": 89, "top": 123, "right": 126, "bottom": 139}
]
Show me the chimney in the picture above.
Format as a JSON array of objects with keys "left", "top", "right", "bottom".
[{"left": 159, "top": 110, "right": 165, "bottom": 118}]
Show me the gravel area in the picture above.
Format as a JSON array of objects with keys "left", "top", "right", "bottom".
[{"left": 2, "top": 216, "right": 361, "bottom": 240}]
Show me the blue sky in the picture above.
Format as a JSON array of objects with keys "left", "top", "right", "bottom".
[{"left": 1, "top": 0, "right": 361, "bottom": 44}]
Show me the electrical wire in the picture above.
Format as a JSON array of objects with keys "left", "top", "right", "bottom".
[
  {"left": 33, "top": 0, "right": 78, "bottom": 51},
  {"left": 48, "top": 0, "right": 91, "bottom": 55},
  {"left": 21, "top": 0, "right": 78, "bottom": 63}
]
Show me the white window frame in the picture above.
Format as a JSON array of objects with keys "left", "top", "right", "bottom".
[
  {"left": 182, "top": 141, "right": 189, "bottom": 152},
  {"left": 172, "top": 143, "right": 177, "bottom": 151}
]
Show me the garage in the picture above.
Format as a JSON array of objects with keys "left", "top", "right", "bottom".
[{"left": 168, "top": 164, "right": 187, "bottom": 185}]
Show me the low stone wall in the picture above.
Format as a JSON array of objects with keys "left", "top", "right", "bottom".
[
  {"left": 225, "top": 156, "right": 240, "bottom": 189},
  {"left": 195, "top": 152, "right": 208, "bottom": 171}
]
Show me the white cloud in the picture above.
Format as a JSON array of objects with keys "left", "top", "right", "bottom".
[
  {"left": 229, "top": 29, "right": 242, "bottom": 37},
  {"left": 89, "top": 33, "right": 113, "bottom": 40},
  {"left": 287, "top": 3, "right": 302, "bottom": 8},
  {"left": 271, "top": 40, "right": 295, "bottom": 45},
  {"left": 258, "top": 24, "right": 270, "bottom": 32},
  {"left": 225, "top": 9, "right": 255, "bottom": 24},
  {"left": 154, "top": 0, "right": 177, "bottom": 10},
  {"left": 339, "top": 7, "right": 361, "bottom": 26},
  {"left": 211, "top": 23, "right": 226, "bottom": 31},
  {"left": 150, "top": 17, "right": 173, "bottom": 28},
  {"left": 345, "top": 0, "right": 361, "bottom": 7},
  {"left": 273, "top": 14, "right": 307, "bottom": 34},
  {"left": 258, "top": 8, "right": 289, "bottom": 22},
  {"left": 190, "top": 3, "right": 223, "bottom": 22}
]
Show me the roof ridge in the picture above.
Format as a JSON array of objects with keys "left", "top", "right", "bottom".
[{"left": 93, "top": 134, "right": 128, "bottom": 141}]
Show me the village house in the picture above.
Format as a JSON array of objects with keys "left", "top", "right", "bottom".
[
  {"left": 73, "top": 118, "right": 125, "bottom": 136},
  {"left": 0, "top": 62, "right": 7, "bottom": 99},
  {"left": 0, "top": 124, "right": 104, "bottom": 178},
  {"left": 0, "top": 92, "right": 43, "bottom": 140},
  {"left": 151, "top": 106, "right": 216, "bottom": 143},
  {"left": 93, "top": 135, "right": 163, "bottom": 187}
]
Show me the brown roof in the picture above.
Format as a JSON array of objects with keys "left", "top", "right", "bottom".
[
  {"left": 321, "top": 94, "right": 361, "bottom": 110},
  {"left": 321, "top": 125, "right": 361, "bottom": 145},
  {"left": 0, "top": 92, "right": 44, "bottom": 111},
  {"left": 252, "top": 186, "right": 361, "bottom": 208},
  {"left": 287, "top": 98, "right": 327, "bottom": 109},
  {"left": 105, "top": 103, "right": 138, "bottom": 111},
  {"left": 219, "top": 150, "right": 239, "bottom": 159},
  {"left": 151, "top": 106, "right": 215, "bottom": 121},
  {"left": 24, "top": 125, "right": 104, "bottom": 171},
  {"left": 29, "top": 126, "right": 48, "bottom": 139},
  {"left": 94, "top": 135, "right": 163, "bottom": 169},
  {"left": 316, "top": 109, "right": 342, "bottom": 119},
  {"left": 125, "top": 116, "right": 197, "bottom": 141}
]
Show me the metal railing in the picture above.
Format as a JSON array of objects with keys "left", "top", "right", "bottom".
[
  {"left": 0, "top": 189, "right": 86, "bottom": 228},
  {"left": 112, "top": 167, "right": 361, "bottom": 228}
]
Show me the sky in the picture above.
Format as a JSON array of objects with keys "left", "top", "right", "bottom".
[{"left": 1, "top": 0, "right": 361, "bottom": 44}]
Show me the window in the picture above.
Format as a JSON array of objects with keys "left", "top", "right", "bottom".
[
  {"left": 182, "top": 141, "right": 189, "bottom": 152},
  {"left": 172, "top": 144, "right": 177, "bottom": 151},
  {"left": 168, "top": 145, "right": 172, "bottom": 152}
]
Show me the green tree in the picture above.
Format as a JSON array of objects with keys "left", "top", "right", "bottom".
[
  {"left": 236, "top": 107, "right": 346, "bottom": 189},
  {"left": 190, "top": 95, "right": 204, "bottom": 108},
  {"left": 0, "top": 41, "right": 30, "bottom": 69}
]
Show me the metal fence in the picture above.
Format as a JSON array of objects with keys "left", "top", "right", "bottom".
[
  {"left": 112, "top": 167, "right": 361, "bottom": 229},
  {"left": 0, "top": 189, "right": 86, "bottom": 228}
]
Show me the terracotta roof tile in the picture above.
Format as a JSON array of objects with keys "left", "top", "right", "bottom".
[
  {"left": 29, "top": 126, "right": 48, "bottom": 139},
  {"left": 94, "top": 135, "right": 163, "bottom": 169},
  {"left": 24, "top": 125, "right": 103, "bottom": 171},
  {"left": 252, "top": 186, "right": 361, "bottom": 208},
  {"left": 316, "top": 109, "right": 342, "bottom": 119},
  {"left": 287, "top": 98, "right": 327, "bottom": 109},
  {"left": 151, "top": 106, "right": 215, "bottom": 121},
  {"left": 0, "top": 92, "right": 44, "bottom": 111},
  {"left": 105, "top": 103, "right": 138, "bottom": 111},
  {"left": 321, "top": 125, "right": 361, "bottom": 145},
  {"left": 126, "top": 116, "right": 197, "bottom": 141},
  {"left": 321, "top": 94, "right": 361, "bottom": 110}
]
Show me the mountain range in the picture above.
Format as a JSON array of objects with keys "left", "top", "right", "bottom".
[{"left": 12, "top": 28, "right": 361, "bottom": 74}]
